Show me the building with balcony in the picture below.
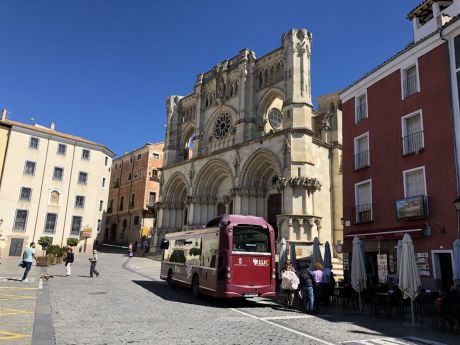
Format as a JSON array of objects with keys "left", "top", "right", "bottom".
[
  {"left": 0, "top": 112, "right": 114, "bottom": 257},
  {"left": 340, "top": 0, "right": 460, "bottom": 292},
  {"left": 104, "top": 142, "right": 164, "bottom": 246},
  {"left": 156, "top": 29, "right": 343, "bottom": 268}
]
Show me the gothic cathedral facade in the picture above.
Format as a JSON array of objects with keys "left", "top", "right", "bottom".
[{"left": 156, "top": 29, "right": 343, "bottom": 261}]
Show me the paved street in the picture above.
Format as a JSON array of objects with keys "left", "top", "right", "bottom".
[{"left": 2, "top": 253, "right": 459, "bottom": 345}]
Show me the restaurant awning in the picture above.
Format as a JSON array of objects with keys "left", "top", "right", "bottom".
[{"left": 345, "top": 227, "right": 424, "bottom": 240}]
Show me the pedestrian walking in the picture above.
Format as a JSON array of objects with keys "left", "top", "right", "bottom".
[
  {"left": 313, "top": 262, "right": 325, "bottom": 313},
  {"left": 281, "top": 262, "right": 299, "bottom": 308},
  {"left": 21, "top": 242, "right": 36, "bottom": 282},
  {"left": 299, "top": 264, "right": 315, "bottom": 313},
  {"left": 128, "top": 243, "right": 133, "bottom": 257},
  {"left": 89, "top": 249, "right": 99, "bottom": 278},
  {"left": 64, "top": 247, "right": 75, "bottom": 276}
]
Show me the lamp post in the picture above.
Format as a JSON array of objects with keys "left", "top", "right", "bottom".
[{"left": 454, "top": 196, "right": 460, "bottom": 239}]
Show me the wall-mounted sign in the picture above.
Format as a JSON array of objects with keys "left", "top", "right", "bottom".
[
  {"left": 396, "top": 195, "right": 428, "bottom": 220},
  {"left": 377, "top": 254, "right": 388, "bottom": 283},
  {"left": 81, "top": 228, "right": 92, "bottom": 238}
]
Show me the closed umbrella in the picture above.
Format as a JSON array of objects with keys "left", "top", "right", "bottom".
[
  {"left": 453, "top": 239, "right": 460, "bottom": 283},
  {"left": 396, "top": 240, "right": 403, "bottom": 276},
  {"left": 311, "top": 237, "right": 323, "bottom": 267},
  {"left": 290, "top": 242, "right": 297, "bottom": 267},
  {"left": 323, "top": 241, "right": 332, "bottom": 269},
  {"left": 351, "top": 236, "right": 367, "bottom": 312},
  {"left": 398, "top": 233, "right": 421, "bottom": 327},
  {"left": 278, "top": 238, "right": 287, "bottom": 276}
]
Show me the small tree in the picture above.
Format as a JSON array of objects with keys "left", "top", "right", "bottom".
[
  {"left": 66, "top": 237, "right": 79, "bottom": 247},
  {"left": 37, "top": 236, "right": 53, "bottom": 255}
]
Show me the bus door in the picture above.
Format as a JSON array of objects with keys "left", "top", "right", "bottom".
[
  {"left": 231, "top": 226, "right": 272, "bottom": 286},
  {"left": 199, "top": 233, "right": 219, "bottom": 294}
]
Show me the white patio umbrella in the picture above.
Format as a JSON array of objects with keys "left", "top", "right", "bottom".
[
  {"left": 396, "top": 240, "right": 403, "bottom": 276},
  {"left": 278, "top": 238, "right": 287, "bottom": 276},
  {"left": 398, "top": 233, "right": 421, "bottom": 327},
  {"left": 351, "top": 236, "right": 367, "bottom": 312},
  {"left": 311, "top": 237, "right": 323, "bottom": 266},
  {"left": 453, "top": 239, "right": 460, "bottom": 283}
]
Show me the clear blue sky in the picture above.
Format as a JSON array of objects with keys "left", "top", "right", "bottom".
[{"left": 0, "top": 0, "right": 420, "bottom": 156}]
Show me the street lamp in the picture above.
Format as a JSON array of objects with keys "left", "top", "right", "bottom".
[{"left": 453, "top": 196, "right": 460, "bottom": 239}]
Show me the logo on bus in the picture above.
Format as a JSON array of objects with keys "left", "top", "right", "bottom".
[{"left": 253, "top": 258, "right": 269, "bottom": 267}]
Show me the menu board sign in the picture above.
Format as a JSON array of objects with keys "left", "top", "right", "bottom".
[
  {"left": 416, "top": 252, "right": 430, "bottom": 277},
  {"left": 377, "top": 254, "right": 388, "bottom": 283}
]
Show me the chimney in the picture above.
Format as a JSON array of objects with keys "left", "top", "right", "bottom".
[
  {"left": 50, "top": 122, "right": 55, "bottom": 130},
  {"left": 1, "top": 109, "right": 6, "bottom": 121}
]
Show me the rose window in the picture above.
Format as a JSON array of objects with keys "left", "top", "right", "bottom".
[
  {"left": 213, "top": 112, "right": 232, "bottom": 139},
  {"left": 268, "top": 108, "right": 283, "bottom": 129}
]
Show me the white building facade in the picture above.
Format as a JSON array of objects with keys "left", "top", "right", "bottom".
[
  {"left": 156, "top": 29, "right": 343, "bottom": 264},
  {"left": 0, "top": 118, "right": 114, "bottom": 256}
]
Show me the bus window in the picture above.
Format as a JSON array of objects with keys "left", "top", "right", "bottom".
[
  {"left": 232, "top": 226, "right": 270, "bottom": 253},
  {"left": 170, "top": 249, "right": 186, "bottom": 263},
  {"left": 185, "top": 238, "right": 201, "bottom": 266},
  {"left": 201, "top": 237, "right": 218, "bottom": 268}
]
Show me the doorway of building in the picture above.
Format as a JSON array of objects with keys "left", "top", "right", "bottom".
[
  {"left": 267, "top": 193, "right": 281, "bottom": 239},
  {"left": 9, "top": 238, "right": 24, "bottom": 256},
  {"left": 437, "top": 253, "right": 454, "bottom": 293}
]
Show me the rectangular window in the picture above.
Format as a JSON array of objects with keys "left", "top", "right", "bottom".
[
  {"left": 152, "top": 169, "right": 158, "bottom": 177},
  {"left": 102, "top": 177, "right": 106, "bottom": 187},
  {"left": 354, "top": 180, "right": 372, "bottom": 224},
  {"left": 354, "top": 133, "right": 369, "bottom": 170},
  {"left": 78, "top": 172, "right": 88, "bottom": 185},
  {"left": 153, "top": 153, "right": 160, "bottom": 159},
  {"left": 404, "top": 167, "right": 426, "bottom": 197},
  {"left": 57, "top": 144, "right": 67, "bottom": 155},
  {"left": 13, "top": 209, "right": 28, "bottom": 231},
  {"left": 129, "top": 193, "right": 135, "bottom": 208},
  {"left": 44, "top": 213, "right": 57, "bottom": 233},
  {"left": 402, "top": 112, "right": 424, "bottom": 155},
  {"left": 119, "top": 196, "right": 124, "bottom": 211},
  {"left": 82, "top": 149, "right": 90, "bottom": 160},
  {"left": 105, "top": 157, "right": 108, "bottom": 166},
  {"left": 70, "top": 216, "right": 82, "bottom": 235},
  {"left": 20, "top": 187, "right": 32, "bottom": 201},
  {"left": 53, "top": 167, "right": 64, "bottom": 181},
  {"left": 24, "top": 161, "right": 36, "bottom": 176},
  {"left": 75, "top": 195, "right": 85, "bottom": 208},
  {"left": 129, "top": 157, "right": 133, "bottom": 164},
  {"left": 455, "top": 34, "right": 460, "bottom": 69},
  {"left": 99, "top": 200, "right": 103, "bottom": 211},
  {"left": 137, "top": 154, "right": 142, "bottom": 160},
  {"left": 133, "top": 216, "right": 140, "bottom": 226},
  {"left": 29, "top": 137, "right": 39, "bottom": 149},
  {"left": 128, "top": 173, "right": 132, "bottom": 181},
  {"left": 149, "top": 192, "right": 156, "bottom": 205},
  {"left": 403, "top": 65, "right": 418, "bottom": 98},
  {"left": 97, "top": 219, "right": 101, "bottom": 232},
  {"left": 355, "top": 94, "right": 367, "bottom": 122}
]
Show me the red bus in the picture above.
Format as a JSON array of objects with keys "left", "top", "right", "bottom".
[{"left": 159, "top": 214, "right": 276, "bottom": 298}]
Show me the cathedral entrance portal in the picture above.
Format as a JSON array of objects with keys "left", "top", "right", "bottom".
[{"left": 267, "top": 193, "right": 281, "bottom": 239}]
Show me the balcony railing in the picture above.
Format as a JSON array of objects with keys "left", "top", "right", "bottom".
[
  {"left": 403, "top": 74, "right": 418, "bottom": 98},
  {"left": 356, "top": 102, "right": 367, "bottom": 122},
  {"left": 402, "top": 131, "right": 424, "bottom": 155},
  {"left": 396, "top": 195, "right": 429, "bottom": 220},
  {"left": 354, "top": 150, "right": 370, "bottom": 170},
  {"left": 352, "top": 203, "right": 373, "bottom": 224}
]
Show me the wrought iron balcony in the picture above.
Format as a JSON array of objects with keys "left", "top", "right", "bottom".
[
  {"left": 402, "top": 131, "right": 424, "bottom": 155},
  {"left": 352, "top": 203, "right": 373, "bottom": 224},
  {"left": 396, "top": 195, "right": 429, "bottom": 220},
  {"left": 354, "top": 150, "right": 370, "bottom": 170},
  {"left": 403, "top": 74, "right": 418, "bottom": 98},
  {"left": 356, "top": 102, "right": 367, "bottom": 122}
]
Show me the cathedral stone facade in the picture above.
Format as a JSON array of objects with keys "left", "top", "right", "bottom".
[{"left": 155, "top": 29, "right": 343, "bottom": 263}]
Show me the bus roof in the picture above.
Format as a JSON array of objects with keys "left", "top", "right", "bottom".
[{"left": 164, "top": 227, "right": 219, "bottom": 240}]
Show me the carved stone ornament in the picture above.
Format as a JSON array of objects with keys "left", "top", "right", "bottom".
[
  {"left": 222, "top": 195, "right": 231, "bottom": 205},
  {"left": 185, "top": 195, "right": 193, "bottom": 204},
  {"left": 314, "top": 218, "right": 322, "bottom": 230},
  {"left": 274, "top": 176, "right": 322, "bottom": 195}
]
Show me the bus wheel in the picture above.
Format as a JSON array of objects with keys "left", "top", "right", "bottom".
[
  {"left": 167, "top": 269, "right": 174, "bottom": 288},
  {"left": 192, "top": 275, "right": 200, "bottom": 298}
]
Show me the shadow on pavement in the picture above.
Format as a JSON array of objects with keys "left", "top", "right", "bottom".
[{"left": 132, "top": 280, "right": 289, "bottom": 311}]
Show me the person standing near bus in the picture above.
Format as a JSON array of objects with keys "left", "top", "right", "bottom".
[
  {"left": 281, "top": 262, "right": 299, "bottom": 307},
  {"left": 299, "top": 264, "right": 315, "bottom": 313}
]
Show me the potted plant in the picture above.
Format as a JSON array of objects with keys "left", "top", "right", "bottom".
[
  {"left": 66, "top": 237, "right": 79, "bottom": 248},
  {"left": 37, "top": 236, "right": 53, "bottom": 266},
  {"left": 46, "top": 245, "right": 59, "bottom": 265}
]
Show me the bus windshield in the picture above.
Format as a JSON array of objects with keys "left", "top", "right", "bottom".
[{"left": 232, "top": 226, "right": 270, "bottom": 253}]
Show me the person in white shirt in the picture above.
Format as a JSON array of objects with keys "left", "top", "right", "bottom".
[{"left": 89, "top": 250, "right": 99, "bottom": 278}]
